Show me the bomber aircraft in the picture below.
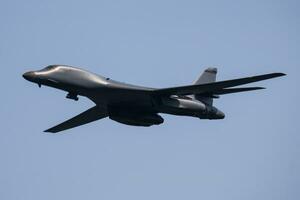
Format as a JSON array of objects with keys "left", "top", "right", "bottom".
[{"left": 23, "top": 65, "right": 285, "bottom": 133}]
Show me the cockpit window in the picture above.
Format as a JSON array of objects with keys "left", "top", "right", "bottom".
[
  {"left": 36, "top": 65, "right": 59, "bottom": 73},
  {"left": 44, "top": 65, "right": 57, "bottom": 70}
]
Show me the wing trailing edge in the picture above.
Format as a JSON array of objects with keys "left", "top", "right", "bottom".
[{"left": 209, "top": 87, "right": 265, "bottom": 95}]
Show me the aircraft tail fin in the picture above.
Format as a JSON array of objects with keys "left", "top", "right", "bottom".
[{"left": 193, "top": 67, "right": 217, "bottom": 105}]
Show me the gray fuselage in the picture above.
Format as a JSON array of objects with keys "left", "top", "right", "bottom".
[{"left": 23, "top": 65, "right": 224, "bottom": 126}]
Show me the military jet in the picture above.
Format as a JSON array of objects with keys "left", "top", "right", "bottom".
[{"left": 23, "top": 65, "right": 285, "bottom": 133}]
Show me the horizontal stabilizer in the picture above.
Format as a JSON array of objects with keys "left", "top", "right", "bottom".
[
  {"left": 45, "top": 106, "right": 107, "bottom": 133},
  {"left": 210, "top": 87, "right": 265, "bottom": 95},
  {"left": 155, "top": 72, "right": 285, "bottom": 96}
]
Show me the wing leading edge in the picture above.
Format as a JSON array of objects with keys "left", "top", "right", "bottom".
[
  {"left": 44, "top": 106, "right": 107, "bottom": 133},
  {"left": 154, "top": 72, "right": 285, "bottom": 96}
]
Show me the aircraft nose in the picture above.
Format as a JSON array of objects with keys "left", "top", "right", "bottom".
[{"left": 23, "top": 71, "right": 35, "bottom": 81}]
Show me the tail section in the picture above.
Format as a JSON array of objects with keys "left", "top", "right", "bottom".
[
  {"left": 193, "top": 67, "right": 217, "bottom": 105},
  {"left": 194, "top": 67, "right": 217, "bottom": 84}
]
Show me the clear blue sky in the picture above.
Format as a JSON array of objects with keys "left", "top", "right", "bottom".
[{"left": 1, "top": 0, "right": 299, "bottom": 199}]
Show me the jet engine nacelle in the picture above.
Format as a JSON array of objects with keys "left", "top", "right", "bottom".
[
  {"left": 109, "top": 113, "right": 164, "bottom": 127},
  {"left": 161, "top": 97, "right": 206, "bottom": 111},
  {"left": 200, "top": 106, "right": 225, "bottom": 119}
]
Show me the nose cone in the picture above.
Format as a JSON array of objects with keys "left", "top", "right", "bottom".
[
  {"left": 23, "top": 71, "right": 35, "bottom": 81},
  {"left": 216, "top": 110, "right": 225, "bottom": 119}
]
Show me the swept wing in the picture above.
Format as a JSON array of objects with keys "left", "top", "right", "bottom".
[
  {"left": 154, "top": 73, "right": 285, "bottom": 96},
  {"left": 45, "top": 106, "right": 107, "bottom": 133}
]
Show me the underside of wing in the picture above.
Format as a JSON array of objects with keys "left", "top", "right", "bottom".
[
  {"left": 44, "top": 106, "right": 107, "bottom": 133},
  {"left": 154, "top": 73, "right": 285, "bottom": 96}
]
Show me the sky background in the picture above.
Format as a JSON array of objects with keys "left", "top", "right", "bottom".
[{"left": 0, "top": 0, "right": 299, "bottom": 199}]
